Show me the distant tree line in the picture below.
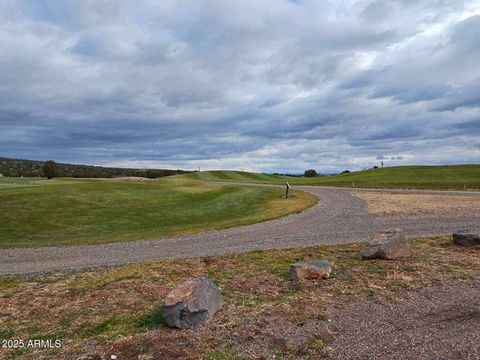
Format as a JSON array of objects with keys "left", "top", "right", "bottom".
[{"left": 0, "top": 157, "right": 189, "bottom": 179}]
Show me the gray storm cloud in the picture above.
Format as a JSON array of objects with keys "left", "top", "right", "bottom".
[{"left": 0, "top": 0, "right": 479, "bottom": 172}]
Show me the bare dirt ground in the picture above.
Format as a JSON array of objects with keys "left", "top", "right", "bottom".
[
  {"left": 1, "top": 186, "right": 479, "bottom": 275},
  {"left": 352, "top": 191, "right": 480, "bottom": 216},
  {"left": 329, "top": 279, "right": 480, "bottom": 360}
]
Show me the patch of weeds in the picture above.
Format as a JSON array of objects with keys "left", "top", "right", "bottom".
[
  {"left": 401, "top": 265, "right": 417, "bottom": 273},
  {"left": 309, "top": 338, "right": 325, "bottom": 352},
  {"left": 364, "top": 286, "right": 380, "bottom": 297},
  {"left": 363, "top": 262, "right": 387, "bottom": 275},
  {"left": 203, "top": 350, "right": 247, "bottom": 360},
  {"left": 79, "top": 316, "right": 137, "bottom": 340},
  {"left": 276, "top": 285, "right": 301, "bottom": 304},
  {"left": 386, "top": 280, "right": 412, "bottom": 292},
  {"left": 410, "top": 237, "right": 432, "bottom": 246},
  {"left": 336, "top": 255, "right": 362, "bottom": 268},
  {"left": 453, "top": 271, "right": 475, "bottom": 281},
  {"left": 93, "top": 273, "right": 143, "bottom": 291},
  {"left": 0, "top": 277, "right": 20, "bottom": 291},
  {"left": 330, "top": 269, "right": 354, "bottom": 282},
  {"left": 414, "top": 236, "right": 454, "bottom": 252},
  {"left": 234, "top": 292, "right": 265, "bottom": 307},
  {"left": 135, "top": 305, "right": 167, "bottom": 330},
  {"left": 0, "top": 326, "right": 14, "bottom": 338},
  {"left": 306, "top": 337, "right": 331, "bottom": 360},
  {"left": 58, "top": 316, "right": 73, "bottom": 329},
  {"left": 2, "top": 291, "right": 13, "bottom": 299},
  {"left": 278, "top": 344, "right": 301, "bottom": 360}
]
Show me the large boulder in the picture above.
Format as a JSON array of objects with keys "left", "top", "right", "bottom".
[
  {"left": 162, "top": 277, "right": 224, "bottom": 329},
  {"left": 290, "top": 260, "right": 331, "bottom": 280},
  {"left": 361, "top": 229, "right": 410, "bottom": 260},
  {"left": 453, "top": 230, "right": 480, "bottom": 246}
]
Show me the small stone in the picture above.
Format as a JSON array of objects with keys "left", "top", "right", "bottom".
[
  {"left": 453, "top": 230, "right": 480, "bottom": 246},
  {"left": 162, "top": 276, "right": 224, "bottom": 329},
  {"left": 361, "top": 229, "right": 410, "bottom": 260},
  {"left": 290, "top": 260, "right": 331, "bottom": 280}
]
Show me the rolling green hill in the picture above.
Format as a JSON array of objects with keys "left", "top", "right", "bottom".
[
  {"left": 185, "top": 165, "right": 480, "bottom": 190},
  {"left": 0, "top": 177, "right": 315, "bottom": 248}
]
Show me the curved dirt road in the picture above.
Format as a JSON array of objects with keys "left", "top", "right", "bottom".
[{"left": 1, "top": 186, "right": 479, "bottom": 275}]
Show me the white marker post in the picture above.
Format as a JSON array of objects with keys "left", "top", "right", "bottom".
[{"left": 285, "top": 182, "right": 290, "bottom": 197}]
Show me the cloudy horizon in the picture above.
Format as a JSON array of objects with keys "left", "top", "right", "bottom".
[{"left": 1, "top": 0, "right": 479, "bottom": 173}]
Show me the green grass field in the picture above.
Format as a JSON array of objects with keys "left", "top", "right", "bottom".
[
  {"left": 0, "top": 177, "right": 316, "bottom": 248},
  {"left": 186, "top": 164, "right": 480, "bottom": 189},
  {"left": 0, "top": 177, "right": 40, "bottom": 189}
]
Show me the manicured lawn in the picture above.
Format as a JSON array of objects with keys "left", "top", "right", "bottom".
[
  {"left": 0, "top": 177, "right": 316, "bottom": 248},
  {"left": 0, "top": 177, "right": 40, "bottom": 189},
  {"left": 186, "top": 164, "right": 480, "bottom": 189}
]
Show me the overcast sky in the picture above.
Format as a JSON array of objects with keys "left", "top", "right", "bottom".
[{"left": 1, "top": 0, "right": 479, "bottom": 173}]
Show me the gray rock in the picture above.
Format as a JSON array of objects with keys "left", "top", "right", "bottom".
[
  {"left": 290, "top": 260, "right": 331, "bottom": 280},
  {"left": 162, "top": 276, "right": 224, "bottom": 329},
  {"left": 453, "top": 230, "right": 480, "bottom": 246},
  {"left": 361, "top": 229, "right": 410, "bottom": 260}
]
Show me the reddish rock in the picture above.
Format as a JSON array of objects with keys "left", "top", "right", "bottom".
[{"left": 290, "top": 260, "right": 331, "bottom": 280}]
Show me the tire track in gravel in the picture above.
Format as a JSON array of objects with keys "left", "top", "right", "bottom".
[{"left": 1, "top": 186, "right": 479, "bottom": 275}]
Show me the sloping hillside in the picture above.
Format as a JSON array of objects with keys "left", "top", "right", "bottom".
[
  {"left": 0, "top": 157, "right": 188, "bottom": 178},
  {"left": 186, "top": 165, "right": 480, "bottom": 190}
]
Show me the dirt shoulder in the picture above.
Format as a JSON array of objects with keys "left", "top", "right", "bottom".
[
  {"left": 1, "top": 236, "right": 479, "bottom": 359},
  {"left": 329, "top": 278, "right": 480, "bottom": 360},
  {"left": 352, "top": 190, "right": 480, "bottom": 216}
]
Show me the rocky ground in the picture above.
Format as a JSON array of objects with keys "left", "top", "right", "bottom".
[
  {"left": 329, "top": 279, "right": 480, "bottom": 360},
  {"left": 1, "top": 236, "right": 479, "bottom": 359},
  {"left": 1, "top": 186, "right": 479, "bottom": 275}
]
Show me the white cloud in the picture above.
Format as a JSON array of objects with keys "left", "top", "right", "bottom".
[{"left": 0, "top": 0, "right": 479, "bottom": 172}]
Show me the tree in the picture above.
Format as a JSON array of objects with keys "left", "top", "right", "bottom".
[
  {"left": 304, "top": 169, "right": 318, "bottom": 177},
  {"left": 43, "top": 160, "right": 59, "bottom": 179},
  {"left": 341, "top": 170, "right": 351, "bottom": 174},
  {"left": 373, "top": 165, "right": 379, "bottom": 169}
]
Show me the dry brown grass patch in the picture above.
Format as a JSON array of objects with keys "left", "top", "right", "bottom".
[
  {"left": 1, "top": 236, "right": 479, "bottom": 359},
  {"left": 352, "top": 191, "right": 480, "bottom": 216}
]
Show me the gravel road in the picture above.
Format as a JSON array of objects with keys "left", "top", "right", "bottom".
[{"left": 1, "top": 186, "right": 479, "bottom": 275}]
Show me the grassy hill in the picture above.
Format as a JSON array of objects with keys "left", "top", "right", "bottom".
[
  {"left": 186, "top": 165, "right": 480, "bottom": 190},
  {"left": 0, "top": 177, "right": 315, "bottom": 248}
]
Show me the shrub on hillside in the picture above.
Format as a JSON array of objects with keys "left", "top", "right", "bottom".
[
  {"left": 43, "top": 160, "right": 59, "bottom": 179},
  {"left": 304, "top": 169, "right": 318, "bottom": 177}
]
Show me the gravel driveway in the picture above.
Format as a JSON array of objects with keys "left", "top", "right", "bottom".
[{"left": 1, "top": 186, "right": 479, "bottom": 275}]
